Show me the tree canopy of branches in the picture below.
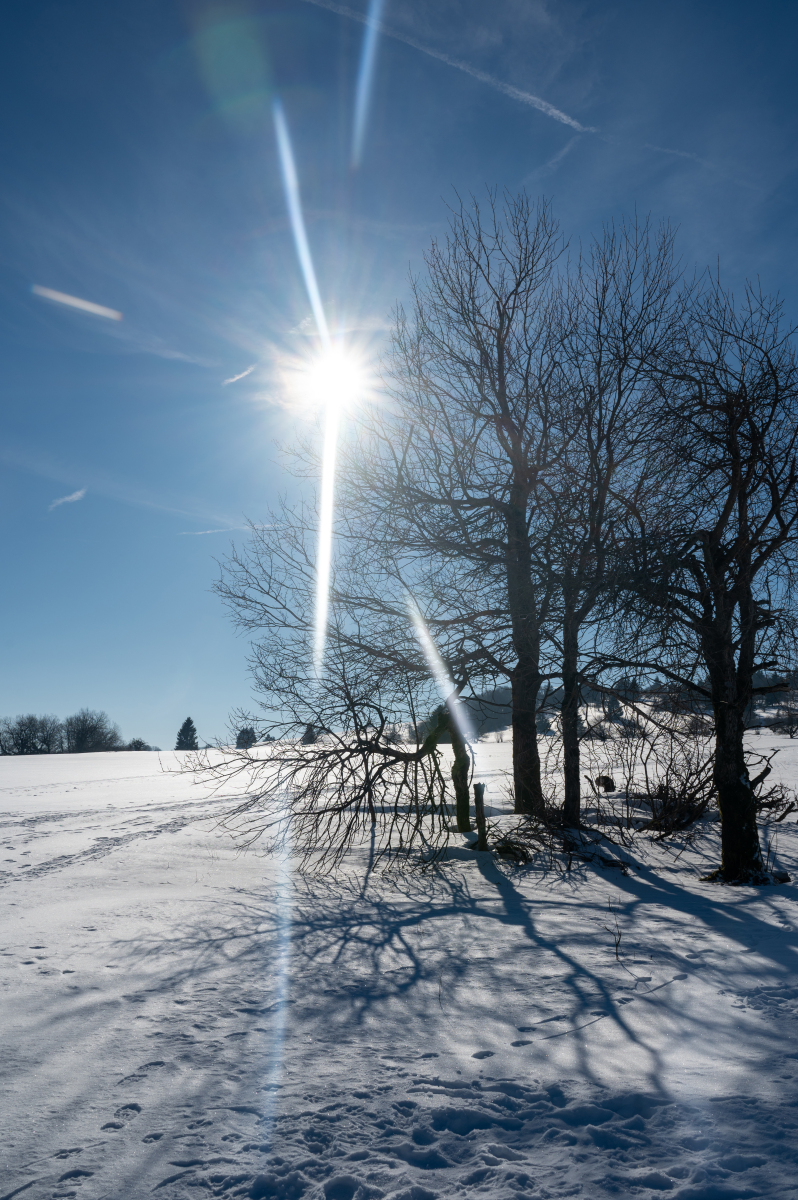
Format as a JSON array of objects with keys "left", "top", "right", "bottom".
[
  {"left": 0, "top": 714, "right": 62, "bottom": 755},
  {"left": 63, "top": 709, "right": 123, "bottom": 754},
  {"left": 0, "top": 710, "right": 134, "bottom": 754},
  {"left": 195, "top": 616, "right": 460, "bottom": 867}
]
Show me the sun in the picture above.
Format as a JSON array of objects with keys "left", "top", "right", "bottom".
[{"left": 299, "top": 343, "right": 369, "bottom": 414}]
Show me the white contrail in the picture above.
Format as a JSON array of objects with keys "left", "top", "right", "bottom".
[
  {"left": 32, "top": 286, "right": 122, "bottom": 321},
  {"left": 351, "top": 0, "right": 386, "bottom": 166},
  {"left": 272, "top": 98, "right": 338, "bottom": 673},
  {"left": 300, "top": 0, "right": 595, "bottom": 133},
  {"left": 49, "top": 487, "right": 86, "bottom": 511},
  {"left": 222, "top": 364, "right": 256, "bottom": 385},
  {"left": 406, "top": 595, "right": 475, "bottom": 745}
]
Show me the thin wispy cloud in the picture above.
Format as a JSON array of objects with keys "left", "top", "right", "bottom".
[
  {"left": 645, "top": 143, "right": 711, "bottom": 168},
  {"left": 178, "top": 527, "right": 247, "bottom": 535},
  {"left": 528, "top": 135, "right": 582, "bottom": 180},
  {"left": 32, "top": 285, "right": 122, "bottom": 321},
  {"left": 223, "top": 364, "right": 257, "bottom": 385},
  {"left": 49, "top": 487, "right": 87, "bottom": 511},
  {"left": 2, "top": 443, "right": 238, "bottom": 526},
  {"left": 289, "top": 313, "right": 390, "bottom": 335},
  {"left": 299, "top": 0, "right": 595, "bottom": 133}
]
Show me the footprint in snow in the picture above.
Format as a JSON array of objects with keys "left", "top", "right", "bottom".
[
  {"left": 57, "top": 1168, "right": 94, "bottom": 1183},
  {"left": 323, "top": 1176, "right": 370, "bottom": 1199},
  {"left": 102, "top": 1102, "right": 141, "bottom": 1130},
  {"left": 117, "top": 1060, "right": 166, "bottom": 1084}
]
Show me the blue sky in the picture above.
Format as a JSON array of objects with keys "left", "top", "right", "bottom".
[{"left": 1, "top": 0, "right": 796, "bottom": 749}]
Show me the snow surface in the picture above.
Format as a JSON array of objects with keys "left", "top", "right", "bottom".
[{"left": 2, "top": 742, "right": 798, "bottom": 1200}]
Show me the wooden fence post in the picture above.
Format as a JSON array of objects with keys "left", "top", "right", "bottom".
[{"left": 473, "top": 782, "right": 488, "bottom": 851}]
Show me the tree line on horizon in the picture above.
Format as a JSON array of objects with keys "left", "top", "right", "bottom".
[
  {"left": 0, "top": 709, "right": 155, "bottom": 754},
  {"left": 195, "top": 192, "right": 798, "bottom": 882},
  {"left": 0, "top": 712, "right": 237, "bottom": 756}
]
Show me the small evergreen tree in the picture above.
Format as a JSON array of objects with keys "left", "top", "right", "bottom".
[
  {"left": 236, "top": 726, "right": 257, "bottom": 749},
  {"left": 301, "top": 723, "right": 317, "bottom": 745},
  {"left": 175, "top": 717, "right": 199, "bottom": 750}
]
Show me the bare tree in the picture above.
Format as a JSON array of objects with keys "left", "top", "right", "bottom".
[
  {"left": 36, "top": 714, "right": 63, "bottom": 753},
  {"left": 0, "top": 714, "right": 63, "bottom": 754},
  {"left": 622, "top": 279, "right": 798, "bottom": 880},
  {"left": 63, "top": 709, "right": 123, "bottom": 753},
  {"left": 540, "top": 217, "right": 686, "bottom": 826},
  {"left": 347, "top": 191, "right": 567, "bottom": 817}
]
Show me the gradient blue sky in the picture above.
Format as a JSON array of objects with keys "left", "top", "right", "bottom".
[{"left": 1, "top": 0, "right": 796, "bottom": 749}]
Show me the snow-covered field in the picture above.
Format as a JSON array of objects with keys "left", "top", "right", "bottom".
[{"left": 2, "top": 742, "right": 798, "bottom": 1200}]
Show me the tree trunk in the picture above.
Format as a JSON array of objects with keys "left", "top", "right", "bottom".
[
  {"left": 561, "top": 610, "right": 581, "bottom": 826},
  {"left": 714, "top": 729, "right": 762, "bottom": 879},
  {"left": 506, "top": 493, "right": 546, "bottom": 818},
  {"left": 473, "top": 782, "right": 488, "bottom": 850},
  {"left": 510, "top": 662, "right": 545, "bottom": 816},
  {"left": 449, "top": 714, "right": 472, "bottom": 832},
  {"left": 704, "top": 626, "right": 764, "bottom": 880}
]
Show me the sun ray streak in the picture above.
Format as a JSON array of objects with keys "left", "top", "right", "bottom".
[
  {"left": 351, "top": 0, "right": 385, "bottom": 167},
  {"left": 259, "top": 796, "right": 293, "bottom": 1138},
  {"left": 314, "top": 400, "right": 340, "bottom": 671},
  {"left": 272, "top": 100, "right": 330, "bottom": 350},
  {"left": 407, "top": 595, "right": 475, "bottom": 745},
  {"left": 272, "top": 97, "right": 339, "bottom": 672}
]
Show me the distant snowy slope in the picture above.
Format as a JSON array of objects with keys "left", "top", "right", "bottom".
[{"left": 1, "top": 747, "right": 797, "bottom": 1199}]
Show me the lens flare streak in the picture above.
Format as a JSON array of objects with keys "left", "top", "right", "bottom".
[
  {"left": 314, "top": 402, "right": 340, "bottom": 670},
  {"left": 273, "top": 97, "right": 339, "bottom": 671},
  {"left": 273, "top": 100, "right": 330, "bottom": 349},
  {"left": 351, "top": 0, "right": 385, "bottom": 167},
  {"left": 259, "top": 799, "right": 293, "bottom": 1135},
  {"left": 407, "top": 596, "right": 475, "bottom": 745}
]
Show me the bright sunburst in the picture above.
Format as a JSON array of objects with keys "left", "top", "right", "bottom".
[
  {"left": 306, "top": 344, "right": 369, "bottom": 673},
  {"left": 298, "top": 344, "right": 369, "bottom": 415}
]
